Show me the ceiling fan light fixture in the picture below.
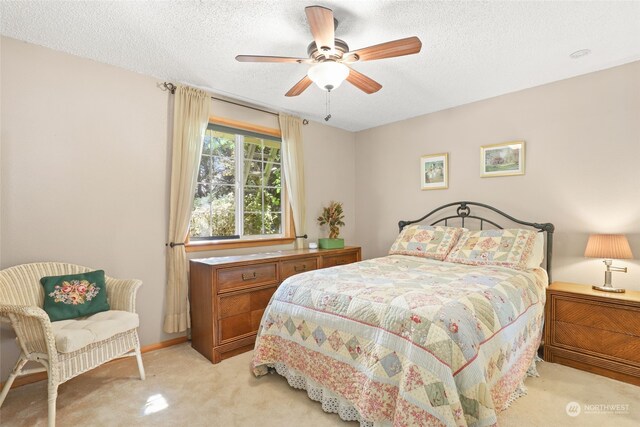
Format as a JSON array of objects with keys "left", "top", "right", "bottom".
[{"left": 307, "top": 61, "right": 349, "bottom": 91}]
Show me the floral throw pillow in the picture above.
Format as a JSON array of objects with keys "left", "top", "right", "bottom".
[
  {"left": 444, "top": 228, "right": 538, "bottom": 270},
  {"left": 41, "top": 270, "right": 110, "bottom": 321},
  {"left": 389, "top": 225, "right": 464, "bottom": 261}
]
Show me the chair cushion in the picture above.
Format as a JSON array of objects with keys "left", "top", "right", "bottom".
[
  {"left": 41, "top": 270, "right": 110, "bottom": 321},
  {"left": 51, "top": 310, "right": 139, "bottom": 353}
]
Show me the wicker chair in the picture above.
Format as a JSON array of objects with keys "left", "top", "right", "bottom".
[{"left": 0, "top": 262, "right": 145, "bottom": 427}]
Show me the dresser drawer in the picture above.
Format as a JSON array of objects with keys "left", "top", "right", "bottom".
[
  {"left": 217, "top": 262, "right": 277, "bottom": 293},
  {"left": 218, "top": 285, "right": 278, "bottom": 343},
  {"left": 281, "top": 257, "right": 318, "bottom": 280},
  {"left": 218, "top": 286, "right": 277, "bottom": 319},
  {"left": 554, "top": 297, "right": 640, "bottom": 336},
  {"left": 322, "top": 252, "right": 358, "bottom": 268}
]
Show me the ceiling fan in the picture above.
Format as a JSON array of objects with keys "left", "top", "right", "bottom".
[{"left": 236, "top": 5, "right": 422, "bottom": 97}]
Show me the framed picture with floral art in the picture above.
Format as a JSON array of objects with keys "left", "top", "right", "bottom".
[
  {"left": 480, "top": 141, "right": 525, "bottom": 177},
  {"left": 420, "top": 153, "right": 448, "bottom": 190}
]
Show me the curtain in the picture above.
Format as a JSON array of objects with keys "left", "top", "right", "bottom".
[
  {"left": 279, "top": 113, "right": 306, "bottom": 248},
  {"left": 164, "top": 85, "right": 210, "bottom": 334}
]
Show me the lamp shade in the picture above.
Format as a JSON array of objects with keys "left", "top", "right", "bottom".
[
  {"left": 584, "top": 234, "right": 633, "bottom": 259},
  {"left": 307, "top": 61, "right": 349, "bottom": 91}
]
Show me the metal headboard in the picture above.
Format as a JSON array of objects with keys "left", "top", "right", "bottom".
[{"left": 398, "top": 201, "right": 555, "bottom": 283}]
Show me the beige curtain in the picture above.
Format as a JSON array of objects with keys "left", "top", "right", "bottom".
[
  {"left": 164, "top": 85, "right": 210, "bottom": 333},
  {"left": 279, "top": 113, "right": 306, "bottom": 248}
]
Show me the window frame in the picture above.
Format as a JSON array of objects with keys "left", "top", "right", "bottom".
[{"left": 186, "top": 116, "right": 294, "bottom": 252}]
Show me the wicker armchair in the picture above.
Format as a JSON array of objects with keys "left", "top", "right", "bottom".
[{"left": 0, "top": 263, "right": 145, "bottom": 427}]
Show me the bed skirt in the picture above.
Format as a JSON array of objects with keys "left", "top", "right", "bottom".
[{"left": 268, "top": 354, "right": 542, "bottom": 427}]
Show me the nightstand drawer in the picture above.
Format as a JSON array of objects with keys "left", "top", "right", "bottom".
[
  {"left": 553, "top": 322, "right": 640, "bottom": 364},
  {"left": 555, "top": 297, "right": 640, "bottom": 336}
]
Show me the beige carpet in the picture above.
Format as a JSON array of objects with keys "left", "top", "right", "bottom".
[{"left": 0, "top": 343, "right": 638, "bottom": 426}]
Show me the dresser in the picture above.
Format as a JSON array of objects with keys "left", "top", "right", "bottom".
[
  {"left": 544, "top": 281, "right": 640, "bottom": 386},
  {"left": 189, "top": 246, "right": 362, "bottom": 363}
]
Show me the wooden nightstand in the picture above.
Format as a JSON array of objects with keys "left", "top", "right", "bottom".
[{"left": 544, "top": 282, "right": 640, "bottom": 386}]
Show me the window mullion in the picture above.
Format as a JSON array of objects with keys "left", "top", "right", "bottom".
[
  {"left": 261, "top": 139, "right": 265, "bottom": 235},
  {"left": 236, "top": 135, "right": 244, "bottom": 237}
]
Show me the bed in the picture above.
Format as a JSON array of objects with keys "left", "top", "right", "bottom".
[{"left": 252, "top": 201, "right": 554, "bottom": 426}]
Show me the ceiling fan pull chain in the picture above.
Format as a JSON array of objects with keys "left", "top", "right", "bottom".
[{"left": 324, "top": 90, "right": 332, "bottom": 122}]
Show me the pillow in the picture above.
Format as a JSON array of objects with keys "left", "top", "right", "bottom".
[
  {"left": 444, "top": 228, "right": 538, "bottom": 270},
  {"left": 526, "top": 232, "right": 545, "bottom": 269},
  {"left": 41, "top": 270, "right": 110, "bottom": 321},
  {"left": 389, "top": 225, "right": 464, "bottom": 261}
]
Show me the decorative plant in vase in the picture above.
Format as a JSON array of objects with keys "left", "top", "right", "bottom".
[{"left": 317, "top": 201, "right": 346, "bottom": 249}]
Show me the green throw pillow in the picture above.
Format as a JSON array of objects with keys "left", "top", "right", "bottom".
[{"left": 41, "top": 270, "right": 110, "bottom": 321}]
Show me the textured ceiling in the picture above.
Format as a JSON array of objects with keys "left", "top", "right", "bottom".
[{"left": 2, "top": 1, "right": 640, "bottom": 131}]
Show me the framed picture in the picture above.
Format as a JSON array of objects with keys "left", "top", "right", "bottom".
[
  {"left": 421, "top": 153, "right": 448, "bottom": 190},
  {"left": 480, "top": 141, "right": 525, "bottom": 177}
]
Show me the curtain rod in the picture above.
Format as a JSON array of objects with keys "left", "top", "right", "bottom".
[{"left": 161, "top": 82, "right": 309, "bottom": 124}]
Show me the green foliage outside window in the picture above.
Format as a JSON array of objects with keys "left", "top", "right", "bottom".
[{"left": 189, "top": 127, "right": 283, "bottom": 240}]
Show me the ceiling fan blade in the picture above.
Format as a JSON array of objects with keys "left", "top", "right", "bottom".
[
  {"left": 346, "top": 36, "right": 422, "bottom": 62},
  {"left": 285, "top": 75, "right": 313, "bottom": 97},
  {"left": 346, "top": 68, "right": 382, "bottom": 94},
  {"left": 236, "top": 55, "right": 312, "bottom": 64},
  {"left": 305, "top": 6, "right": 335, "bottom": 54}
]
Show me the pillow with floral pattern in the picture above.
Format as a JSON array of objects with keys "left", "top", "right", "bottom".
[
  {"left": 389, "top": 225, "right": 464, "bottom": 261},
  {"left": 41, "top": 270, "right": 110, "bottom": 321},
  {"left": 444, "top": 228, "right": 538, "bottom": 270}
]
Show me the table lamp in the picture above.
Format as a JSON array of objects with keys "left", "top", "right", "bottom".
[{"left": 584, "top": 234, "right": 633, "bottom": 293}]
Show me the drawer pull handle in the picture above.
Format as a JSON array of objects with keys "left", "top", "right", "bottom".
[
  {"left": 294, "top": 265, "right": 307, "bottom": 272},
  {"left": 242, "top": 272, "right": 257, "bottom": 281}
]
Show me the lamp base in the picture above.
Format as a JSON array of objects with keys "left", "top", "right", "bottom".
[{"left": 592, "top": 285, "right": 626, "bottom": 293}]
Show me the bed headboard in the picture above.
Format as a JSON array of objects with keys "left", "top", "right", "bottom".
[{"left": 398, "top": 201, "right": 555, "bottom": 282}]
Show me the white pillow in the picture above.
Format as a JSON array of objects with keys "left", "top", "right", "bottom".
[{"left": 526, "top": 232, "right": 545, "bottom": 269}]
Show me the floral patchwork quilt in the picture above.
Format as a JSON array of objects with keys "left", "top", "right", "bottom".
[{"left": 252, "top": 255, "right": 547, "bottom": 426}]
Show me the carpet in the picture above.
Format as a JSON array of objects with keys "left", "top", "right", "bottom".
[{"left": 0, "top": 343, "right": 638, "bottom": 426}]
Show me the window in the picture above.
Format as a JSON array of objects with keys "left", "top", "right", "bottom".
[{"left": 188, "top": 121, "right": 289, "bottom": 248}]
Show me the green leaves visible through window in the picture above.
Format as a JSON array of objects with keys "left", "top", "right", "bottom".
[{"left": 190, "top": 125, "right": 283, "bottom": 241}]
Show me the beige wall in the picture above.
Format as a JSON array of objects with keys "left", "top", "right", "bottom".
[
  {"left": 0, "top": 37, "right": 357, "bottom": 378},
  {"left": 354, "top": 60, "right": 640, "bottom": 290},
  {"left": 0, "top": 36, "right": 175, "bottom": 378},
  {"left": 2, "top": 34, "right": 638, "bottom": 382}
]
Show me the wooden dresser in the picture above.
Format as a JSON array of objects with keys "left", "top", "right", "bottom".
[
  {"left": 189, "top": 246, "right": 362, "bottom": 363},
  {"left": 544, "top": 281, "right": 640, "bottom": 386}
]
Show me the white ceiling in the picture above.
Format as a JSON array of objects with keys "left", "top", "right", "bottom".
[{"left": 2, "top": 1, "right": 640, "bottom": 132}]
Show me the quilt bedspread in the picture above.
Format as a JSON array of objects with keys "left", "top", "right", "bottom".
[{"left": 252, "top": 255, "right": 547, "bottom": 426}]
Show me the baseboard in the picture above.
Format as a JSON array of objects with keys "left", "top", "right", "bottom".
[
  {"left": 140, "top": 336, "right": 189, "bottom": 353},
  {"left": 1, "top": 335, "right": 189, "bottom": 390},
  {"left": 8, "top": 371, "right": 48, "bottom": 389}
]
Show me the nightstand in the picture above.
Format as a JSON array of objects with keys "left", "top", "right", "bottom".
[{"left": 544, "top": 282, "right": 640, "bottom": 386}]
